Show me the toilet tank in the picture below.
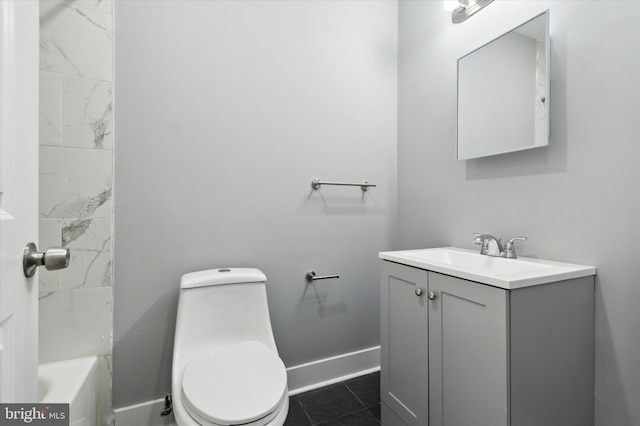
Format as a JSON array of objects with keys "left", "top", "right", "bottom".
[{"left": 173, "top": 268, "right": 278, "bottom": 369}]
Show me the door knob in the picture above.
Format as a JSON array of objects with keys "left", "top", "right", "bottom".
[
  {"left": 428, "top": 291, "right": 436, "bottom": 300},
  {"left": 415, "top": 288, "right": 423, "bottom": 296},
  {"left": 23, "top": 242, "right": 70, "bottom": 278}
]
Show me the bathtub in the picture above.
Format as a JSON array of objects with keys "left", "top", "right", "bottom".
[{"left": 39, "top": 356, "right": 97, "bottom": 426}]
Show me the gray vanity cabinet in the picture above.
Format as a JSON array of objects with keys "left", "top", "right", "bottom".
[
  {"left": 380, "top": 261, "right": 429, "bottom": 426},
  {"left": 427, "top": 271, "right": 508, "bottom": 426},
  {"left": 380, "top": 260, "right": 595, "bottom": 426}
]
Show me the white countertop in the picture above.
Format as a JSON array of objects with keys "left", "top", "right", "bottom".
[{"left": 379, "top": 247, "right": 596, "bottom": 290}]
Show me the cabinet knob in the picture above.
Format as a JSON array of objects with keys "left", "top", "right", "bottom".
[
  {"left": 415, "top": 288, "right": 423, "bottom": 296},
  {"left": 428, "top": 291, "right": 436, "bottom": 300}
]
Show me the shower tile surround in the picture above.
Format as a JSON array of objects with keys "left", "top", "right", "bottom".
[{"left": 38, "top": 0, "right": 114, "bottom": 424}]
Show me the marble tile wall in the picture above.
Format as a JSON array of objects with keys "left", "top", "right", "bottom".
[{"left": 38, "top": 1, "right": 113, "bottom": 424}]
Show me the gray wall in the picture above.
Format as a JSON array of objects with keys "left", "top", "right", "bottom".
[
  {"left": 113, "top": 1, "right": 397, "bottom": 408},
  {"left": 398, "top": 1, "right": 640, "bottom": 425}
]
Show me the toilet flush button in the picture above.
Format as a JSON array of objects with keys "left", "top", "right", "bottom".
[{"left": 218, "top": 268, "right": 231, "bottom": 272}]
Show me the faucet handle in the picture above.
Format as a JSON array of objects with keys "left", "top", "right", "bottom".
[
  {"left": 503, "top": 236, "right": 527, "bottom": 258},
  {"left": 473, "top": 233, "right": 494, "bottom": 243},
  {"left": 506, "top": 236, "right": 527, "bottom": 244},
  {"left": 473, "top": 233, "right": 501, "bottom": 243}
]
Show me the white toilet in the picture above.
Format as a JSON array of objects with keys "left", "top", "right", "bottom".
[{"left": 171, "top": 268, "right": 289, "bottom": 426}]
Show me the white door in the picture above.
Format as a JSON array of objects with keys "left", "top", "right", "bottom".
[{"left": 0, "top": 0, "right": 40, "bottom": 403}]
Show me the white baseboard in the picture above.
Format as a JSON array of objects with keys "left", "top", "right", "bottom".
[
  {"left": 114, "top": 345, "right": 380, "bottom": 425},
  {"left": 286, "top": 345, "right": 380, "bottom": 395},
  {"left": 114, "top": 398, "right": 176, "bottom": 426}
]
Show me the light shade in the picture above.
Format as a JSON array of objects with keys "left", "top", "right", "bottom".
[{"left": 443, "top": 0, "right": 461, "bottom": 12}]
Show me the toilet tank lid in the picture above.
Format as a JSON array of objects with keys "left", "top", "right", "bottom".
[{"left": 181, "top": 268, "right": 267, "bottom": 289}]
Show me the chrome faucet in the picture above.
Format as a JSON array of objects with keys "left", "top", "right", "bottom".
[
  {"left": 473, "top": 234, "right": 503, "bottom": 256},
  {"left": 473, "top": 233, "right": 527, "bottom": 258}
]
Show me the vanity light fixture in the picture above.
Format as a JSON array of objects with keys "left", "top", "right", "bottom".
[
  {"left": 443, "top": 0, "right": 463, "bottom": 12},
  {"left": 444, "top": 0, "right": 494, "bottom": 23}
]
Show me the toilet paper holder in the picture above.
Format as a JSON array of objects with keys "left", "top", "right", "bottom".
[{"left": 306, "top": 271, "right": 340, "bottom": 281}]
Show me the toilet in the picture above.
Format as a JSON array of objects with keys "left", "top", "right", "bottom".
[{"left": 171, "top": 268, "right": 289, "bottom": 426}]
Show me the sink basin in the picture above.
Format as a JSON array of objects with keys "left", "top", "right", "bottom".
[{"left": 379, "top": 247, "right": 596, "bottom": 289}]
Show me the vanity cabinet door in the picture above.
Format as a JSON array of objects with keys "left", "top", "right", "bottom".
[
  {"left": 427, "top": 272, "right": 509, "bottom": 426},
  {"left": 380, "top": 261, "right": 429, "bottom": 426}
]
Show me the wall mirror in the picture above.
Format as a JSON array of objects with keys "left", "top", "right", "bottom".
[{"left": 457, "top": 11, "right": 550, "bottom": 160}]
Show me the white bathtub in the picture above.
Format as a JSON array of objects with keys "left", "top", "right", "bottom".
[{"left": 39, "top": 356, "right": 97, "bottom": 426}]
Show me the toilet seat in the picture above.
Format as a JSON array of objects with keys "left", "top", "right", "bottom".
[{"left": 181, "top": 340, "right": 287, "bottom": 426}]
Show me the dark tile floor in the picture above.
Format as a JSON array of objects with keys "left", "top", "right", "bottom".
[{"left": 284, "top": 372, "right": 381, "bottom": 426}]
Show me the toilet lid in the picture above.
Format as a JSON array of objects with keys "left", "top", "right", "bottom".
[{"left": 181, "top": 341, "right": 287, "bottom": 426}]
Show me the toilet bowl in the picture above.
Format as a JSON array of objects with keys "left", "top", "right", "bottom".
[{"left": 171, "top": 268, "right": 289, "bottom": 426}]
